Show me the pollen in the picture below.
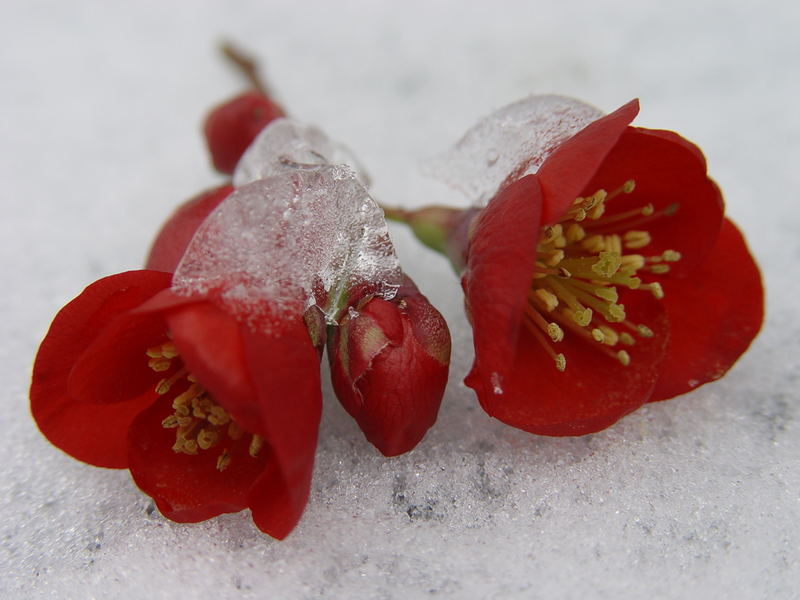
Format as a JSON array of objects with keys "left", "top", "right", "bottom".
[
  {"left": 525, "top": 178, "right": 679, "bottom": 371},
  {"left": 147, "top": 343, "right": 265, "bottom": 472}
]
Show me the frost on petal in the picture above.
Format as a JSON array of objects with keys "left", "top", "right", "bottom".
[
  {"left": 233, "top": 118, "right": 371, "bottom": 188},
  {"left": 173, "top": 166, "right": 401, "bottom": 332},
  {"left": 428, "top": 95, "right": 604, "bottom": 205}
]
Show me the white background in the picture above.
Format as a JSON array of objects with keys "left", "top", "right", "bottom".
[{"left": 2, "top": 1, "right": 798, "bottom": 598}]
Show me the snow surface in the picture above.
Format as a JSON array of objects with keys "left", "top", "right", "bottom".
[{"left": 2, "top": 1, "right": 799, "bottom": 599}]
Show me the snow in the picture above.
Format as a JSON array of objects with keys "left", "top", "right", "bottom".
[{"left": 2, "top": 1, "right": 799, "bottom": 599}]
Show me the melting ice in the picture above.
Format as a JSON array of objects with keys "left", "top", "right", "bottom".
[
  {"left": 233, "top": 118, "right": 371, "bottom": 188},
  {"left": 173, "top": 165, "right": 401, "bottom": 332},
  {"left": 428, "top": 95, "right": 604, "bottom": 205}
]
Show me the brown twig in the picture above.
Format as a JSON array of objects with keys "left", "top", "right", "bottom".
[{"left": 219, "top": 41, "right": 271, "bottom": 96}]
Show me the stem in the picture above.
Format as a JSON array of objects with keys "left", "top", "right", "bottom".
[
  {"left": 380, "top": 204, "right": 411, "bottom": 224},
  {"left": 219, "top": 41, "right": 271, "bottom": 96}
]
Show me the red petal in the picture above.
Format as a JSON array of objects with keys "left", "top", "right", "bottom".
[
  {"left": 467, "top": 292, "right": 669, "bottom": 436},
  {"left": 30, "top": 270, "right": 171, "bottom": 468},
  {"left": 68, "top": 310, "right": 170, "bottom": 405},
  {"left": 145, "top": 185, "right": 233, "bottom": 273},
  {"left": 650, "top": 218, "right": 764, "bottom": 401},
  {"left": 165, "top": 301, "right": 260, "bottom": 435},
  {"left": 537, "top": 99, "right": 639, "bottom": 223},
  {"left": 166, "top": 302, "right": 322, "bottom": 539},
  {"left": 127, "top": 396, "right": 269, "bottom": 522},
  {"left": 330, "top": 283, "right": 450, "bottom": 456},
  {"left": 463, "top": 175, "right": 542, "bottom": 389},
  {"left": 243, "top": 319, "right": 322, "bottom": 539},
  {"left": 583, "top": 127, "right": 724, "bottom": 276}
]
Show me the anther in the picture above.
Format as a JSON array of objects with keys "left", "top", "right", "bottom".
[
  {"left": 541, "top": 224, "right": 563, "bottom": 244},
  {"left": 591, "top": 251, "right": 622, "bottom": 278},
  {"left": 542, "top": 249, "right": 565, "bottom": 267},
  {"left": 591, "top": 328, "right": 605, "bottom": 343},
  {"left": 623, "top": 230, "right": 652, "bottom": 249},
  {"left": 581, "top": 235, "right": 605, "bottom": 253},
  {"left": 532, "top": 288, "right": 559, "bottom": 312},
  {"left": 547, "top": 322, "right": 564, "bottom": 343},
  {"left": 148, "top": 358, "right": 171, "bottom": 372},
  {"left": 554, "top": 354, "right": 567, "bottom": 372},
  {"left": 642, "top": 282, "right": 664, "bottom": 299},
  {"left": 616, "top": 350, "right": 631, "bottom": 366},
  {"left": 637, "top": 325, "right": 654, "bottom": 338},
  {"left": 619, "top": 332, "right": 636, "bottom": 346},
  {"left": 565, "top": 223, "right": 586, "bottom": 243},
  {"left": 605, "top": 234, "right": 622, "bottom": 254},
  {"left": 662, "top": 249, "right": 681, "bottom": 262},
  {"left": 620, "top": 254, "right": 645, "bottom": 270},
  {"left": 598, "top": 325, "right": 619, "bottom": 346},
  {"left": 249, "top": 435, "right": 264, "bottom": 457},
  {"left": 572, "top": 308, "right": 593, "bottom": 327},
  {"left": 216, "top": 450, "right": 231, "bottom": 472},
  {"left": 197, "top": 429, "right": 219, "bottom": 450},
  {"left": 587, "top": 203, "right": 605, "bottom": 220},
  {"left": 155, "top": 368, "right": 188, "bottom": 395},
  {"left": 649, "top": 264, "right": 670, "bottom": 274}
]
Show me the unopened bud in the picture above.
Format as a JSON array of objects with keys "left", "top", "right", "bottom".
[{"left": 328, "top": 277, "right": 451, "bottom": 456}]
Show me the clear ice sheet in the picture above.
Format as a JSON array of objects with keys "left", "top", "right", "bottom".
[
  {"left": 428, "top": 95, "right": 603, "bottom": 205},
  {"left": 233, "top": 118, "right": 372, "bottom": 189},
  {"left": 173, "top": 165, "right": 401, "bottom": 329}
]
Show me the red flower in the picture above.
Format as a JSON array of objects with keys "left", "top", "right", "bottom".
[
  {"left": 146, "top": 184, "right": 233, "bottom": 273},
  {"left": 204, "top": 90, "right": 286, "bottom": 175},
  {"left": 30, "top": 269, "right": 321, "bottom": 539},
  {"left": 402, "top": 98, "right": 763, "bottom": 436},
  {"left": 31, "top": 166, "right": 448, "bottom": 536},
  {"left": 328, "top": 276, "right": 451, "bottom": 456}
]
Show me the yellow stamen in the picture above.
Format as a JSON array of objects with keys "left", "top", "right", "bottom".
[
  {"left": 623, "top": 230, "right": 651, "bottom": 249},
  {"left": 526, "top": 177, "right": 678, "bottom": 371},
  {"left": 249, "top": 435, "right": 264, "bottom": 457},
  {"left": 597, "top": 325, "right": 619, "bottom": 346},
  {"left": 149, "top": 343, "right": 262, "bottom": 471},
  {"left": 148, "top": 358, "right": 171, "bottom": 372},
  {"left": 531, "top": 288, "right": 559, "bottom": 312},
  {"left": 216, "top": 450, "right": 231, "bottom": 472}
]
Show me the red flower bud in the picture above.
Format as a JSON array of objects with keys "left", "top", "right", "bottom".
[
  {"left": 328, "top": 278, "right": 451, "bottom": 456},
  {"left": 204, "top": 90, "right": 285, "bottom": 175}
]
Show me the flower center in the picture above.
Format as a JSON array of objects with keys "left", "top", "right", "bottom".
[
  {"left": 146, "top": 341, "right": 263, "bottom": 471},
  {"left": 526, "top": 179, "right": 680, "bottom": 371}
]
